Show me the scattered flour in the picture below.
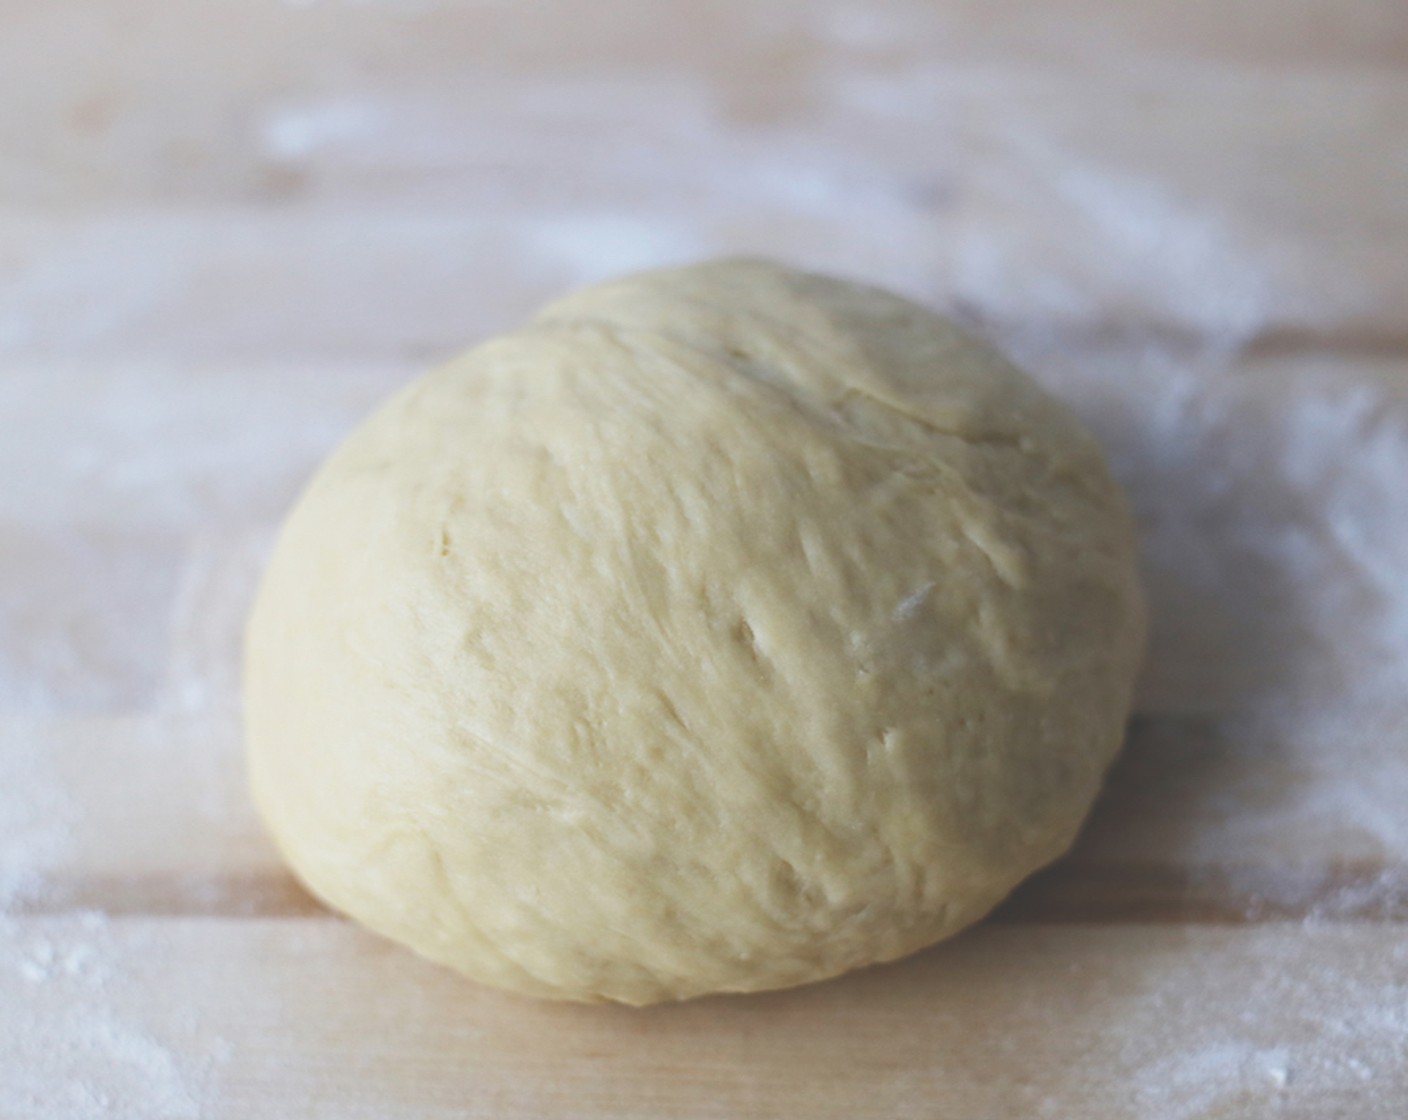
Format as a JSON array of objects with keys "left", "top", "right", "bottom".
[
  {"left": 1, "top": 11, "right": 1406, "bottom": 1113},
  {"left": 0, "top": 722, "right": 217, "bottom": 1118},
  {"left": 1109, "top": 930, "right": 1408, "bottom": 1120},
  {"left": 0, "top": 914, "right": 221, "bottom": 1120},
  {"left": 0, "top": 720, "right": 76, "bottom": 912}
]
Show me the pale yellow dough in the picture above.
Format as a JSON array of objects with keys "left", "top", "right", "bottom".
[{"left": 245, "top": 259, "right": 1145, "bottom": 1004}]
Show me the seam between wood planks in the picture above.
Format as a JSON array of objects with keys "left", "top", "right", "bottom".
[{"left": 7, "top": 863, "right": 1406, "bottom": 922}]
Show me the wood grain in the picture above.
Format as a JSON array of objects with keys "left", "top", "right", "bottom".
[
  {"left": 4, "top": 2, "right": 1408, "bottom": 1114},
  {"left": 3, "top": 3, "right": 1407, "bottom": 347},
  {"left": 3, "top": 918, "right": 1405, "bottom": 1118}
]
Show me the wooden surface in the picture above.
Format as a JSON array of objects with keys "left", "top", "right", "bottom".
[{"left": 2, "top": 2, "right": 1407, "bottom": 1116}]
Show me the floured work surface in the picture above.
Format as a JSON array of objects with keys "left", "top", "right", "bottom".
[{"left": 1, "top": 2, "right": 1406, "bottom": 1116}]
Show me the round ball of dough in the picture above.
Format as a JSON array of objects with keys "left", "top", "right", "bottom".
[{"left": 245, "top": 259, "right": 1144, "bottom": 1005}]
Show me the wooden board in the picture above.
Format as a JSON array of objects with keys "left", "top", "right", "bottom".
[
  {"left": 4, "top": 919, "right": 1405, "bottom": 1119},
  {"left": 3, "top": 3, "right": 1408, "bottom": 350},
  {"left": 2, "top": 1, "right": 1407, "bottom": 1116}
]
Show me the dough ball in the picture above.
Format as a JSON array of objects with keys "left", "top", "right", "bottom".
[{"left": 245, "top": 259, "right": 1145, "bottom": 1005}]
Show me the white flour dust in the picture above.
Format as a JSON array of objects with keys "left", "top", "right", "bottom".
[
  {"left": 0, "top": 720, "right": 76, "bottom": 913},
  {"left": 0, "top": 913, "right": 222, "bottom": 1120},
  {"left": 1113, "top": 930, "right": 1408, "bottom": 1120},
  {"left": 1, "top": 13, "right": 1406, "bottom": 1112}
]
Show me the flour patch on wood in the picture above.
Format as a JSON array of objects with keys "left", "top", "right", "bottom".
[{"left": 0, "top": 916, "right": 225, "bottom": 1120}]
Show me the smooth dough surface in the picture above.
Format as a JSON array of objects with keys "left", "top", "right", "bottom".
[{"left": 245, "top": 259, "right": 1145, "bottom": 1005}]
